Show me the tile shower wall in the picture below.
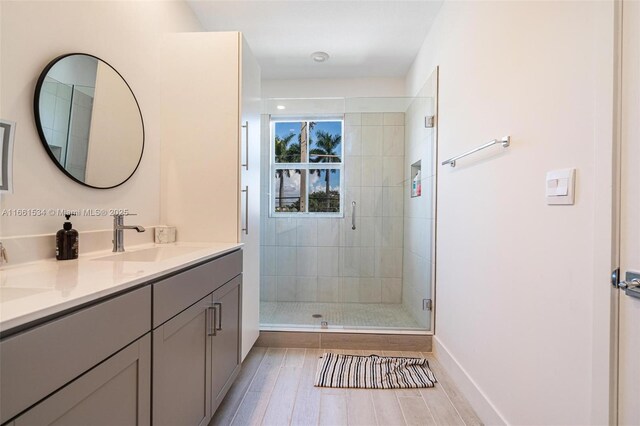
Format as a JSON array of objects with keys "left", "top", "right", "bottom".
[
  {"left": 39, "top": 78, "right": 73, "bottom": 164},
  {"left": 260, "top": 112, "right": 405, "bottom": 304}
]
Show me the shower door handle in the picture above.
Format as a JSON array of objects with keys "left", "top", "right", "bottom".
[{"left": 351, "top": 201, "right": 356, "bottom": 230}]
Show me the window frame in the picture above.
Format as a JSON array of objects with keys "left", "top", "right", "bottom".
[{"left": 269, "top": 116, "right": 345, "bottom": 218}]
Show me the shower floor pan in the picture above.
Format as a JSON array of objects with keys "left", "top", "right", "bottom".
[{"left": 260, "top": 302, "right": 427, "bottom": 332}]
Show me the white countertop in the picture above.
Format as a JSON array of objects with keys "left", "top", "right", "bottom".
[{"left": 0, "top": 242, "right": 243, "bottom": 334}]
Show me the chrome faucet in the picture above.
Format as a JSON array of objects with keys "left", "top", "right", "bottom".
[{"left": 112, "top": 214, "right": 145, "bottom": 252}]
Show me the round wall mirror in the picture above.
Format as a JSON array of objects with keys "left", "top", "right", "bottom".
[{"left": 34, "top": 53, "right": 144, "bottom": 189}]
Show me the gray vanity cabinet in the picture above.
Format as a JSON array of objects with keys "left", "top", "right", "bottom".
[
  {"left": 211, "top": 276, "right": 242, "bottom": 413},
  {"left": 152, "top": 276, "right": 242, "bottom": 426},
  {"left": 151, "top": 251, "right": 243, "bottom": 425},
  {"left": 13, "top": 333, "right": 151, "bottom": 426},
  {"left": 0, "top": 286, "right": 151, "bottom": 425},
  {"left": 0, "top": 250, "right": 242, "bottom": 426},
  {"left": 152, "top": 297, "right": 212, "bottom": 426}
]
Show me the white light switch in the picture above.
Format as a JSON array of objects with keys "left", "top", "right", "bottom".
[{"left": 546, "top": 168, "right": 575, "bottom": 205}]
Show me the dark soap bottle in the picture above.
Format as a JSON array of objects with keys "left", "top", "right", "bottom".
[{"left": 56, "top": 214, "right": 79, "bottom": 260}]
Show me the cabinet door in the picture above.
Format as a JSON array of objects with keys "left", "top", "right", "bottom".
[
  {"left": 239, "top": 34, "right": 261, "bottom": 360},
  {"left": 153, "top": 297, "right": 212, "bottom": 426},
  {"left": 14, "top": 333, "right": 151, "bottom": 426},
  {"left": 210, "top": 276, "right": 242, "bottom": 413},
  {"left": 161, "top": 32, "right": 241, "bottom": 243}
]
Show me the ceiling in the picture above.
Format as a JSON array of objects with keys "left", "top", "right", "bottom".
[{"left": 188, "top": 1, "right": 443, "bottom": 80}]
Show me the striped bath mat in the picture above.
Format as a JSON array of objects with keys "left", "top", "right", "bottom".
[{"left": 314, "top": 353, "right": 437, "bottom": 389}]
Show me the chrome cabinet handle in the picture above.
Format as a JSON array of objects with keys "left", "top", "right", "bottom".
[
  {"left": 213, "top": 302, "right": 222, "bottom": 330},
  {"left": 208, "top": 306, "right": 217, "bottom": 336},
  {"left": 242, "top": 186, "right": 249, "bottom": 235},
  {"left": 351, "top": 201, "right": 356, "bottom": 230},
  {"left": 241, "top": 121, "right": 249, "bottom": 170}
]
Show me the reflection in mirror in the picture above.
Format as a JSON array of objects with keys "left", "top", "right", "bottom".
[{"left": 34, "top": 54, "right": 144, "bottom": 188}]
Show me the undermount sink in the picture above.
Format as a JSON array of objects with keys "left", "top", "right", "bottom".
[{"left": 93, "top": 246, "right": 203, "bottom": 263}]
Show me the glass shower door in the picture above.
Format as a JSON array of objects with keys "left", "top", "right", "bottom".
[{"left": 336, "top": 95, "right": 436, "bottom": 332}]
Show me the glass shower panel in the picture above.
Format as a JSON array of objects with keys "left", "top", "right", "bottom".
[{"left": 401, "top": 94, "right": 437, "bottom": 331}]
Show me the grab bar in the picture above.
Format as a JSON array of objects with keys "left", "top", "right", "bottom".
[
  {"left": 351, "top": 201, "right": 356, "bottom": 230},
  {"left": 442, "top": 136, "right": 510, "bottom": 167}
]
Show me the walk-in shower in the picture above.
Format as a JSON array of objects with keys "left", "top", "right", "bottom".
[{"left": 259, "top": 87, "right": 437, "bottom": 333}]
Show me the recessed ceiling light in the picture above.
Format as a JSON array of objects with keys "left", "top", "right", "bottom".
[
  {"left": 276, "top": 105, "right": 286, "bottom": 110},
  {"left": 311, "top": 51, "right": 330, "bottom": 63}
]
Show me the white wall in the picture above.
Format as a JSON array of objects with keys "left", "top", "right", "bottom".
[
  {"left": 406, "top": 1, "right": 615, "bottom": 424},
  {"left": 262, "top": 77, "right": 405, "bottom": 99},
  {"left": 0, "top": 1, "right": 202, "bottom": 238}
]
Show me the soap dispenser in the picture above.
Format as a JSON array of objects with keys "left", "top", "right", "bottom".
[{"left": 56, "top": 214, "right": 79, "bottom": 260}]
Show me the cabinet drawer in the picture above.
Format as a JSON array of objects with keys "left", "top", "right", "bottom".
[
  {"left": 153, "top": 250, "right": 242, "bottom": 328},
  {"left": 0, "top": 286, "right": 151, "bottom": 424}
]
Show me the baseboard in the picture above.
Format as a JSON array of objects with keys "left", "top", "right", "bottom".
[
  {"left": 433, "top": 336, "right": 507, "bottom": 425},
  {"left": 256, "top": 331, "right": 432, "bottom": 351}
]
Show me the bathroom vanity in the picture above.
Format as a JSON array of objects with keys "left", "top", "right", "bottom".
[{"left": 0, "top": 244, "right": 242, "bottom": 426}]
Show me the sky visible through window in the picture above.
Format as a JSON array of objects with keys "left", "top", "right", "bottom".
[
  {"left": 274, "top": 121, "right": 342, "bottom": 158},
  {"left": 274, "top": 121, "right": 301, "bottom": 143}
]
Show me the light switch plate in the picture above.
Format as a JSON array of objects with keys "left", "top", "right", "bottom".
[{"left": 546, "top": 168, "right": 576, "bottom": 205}]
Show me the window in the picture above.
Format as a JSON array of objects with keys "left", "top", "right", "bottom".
[{"left": 271, "top": 119, "right": 343, "bottom": 216}]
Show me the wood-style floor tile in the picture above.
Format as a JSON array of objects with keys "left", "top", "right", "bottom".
[{"left": 212, "top": 346, "right": 481, "bottom": 426}]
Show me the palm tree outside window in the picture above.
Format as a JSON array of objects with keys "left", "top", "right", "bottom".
[{"left": 272, "top": 119, "right": 343, "bottom": 215}]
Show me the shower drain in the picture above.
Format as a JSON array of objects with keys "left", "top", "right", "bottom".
[{"left": 312, "top": 314, "right": 322, "bottom": 318}]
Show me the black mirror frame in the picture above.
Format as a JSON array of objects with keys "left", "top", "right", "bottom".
[{"left": 33, "top": 53, "right": 145, "bottom": 189}]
